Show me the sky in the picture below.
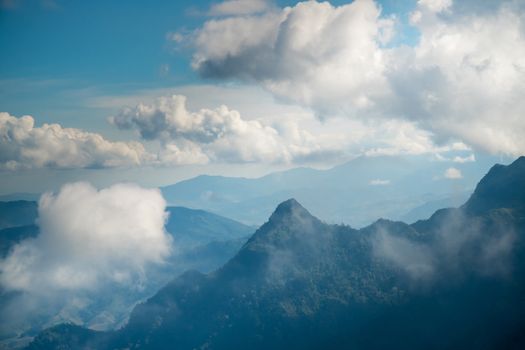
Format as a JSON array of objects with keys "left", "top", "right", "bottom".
[{"left": 1, "top": 0, "right": 524, "bottom": 194}]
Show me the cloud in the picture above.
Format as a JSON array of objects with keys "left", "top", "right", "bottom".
[
  {"left": 189, "top": 0, "right": 393, "bottom": 117},
  {"left": 363, "top": 120, "right": 470, "bottom": 157},
  {"left": 91, "top": 84, "right": 478, "bottom": 164},
  {"left": 0, "top": 112, "right": 153, "bottom": 170},
  {"left": 444, "top": 167, "right": 462, "bottom": 179},
  {"left": 453, "top": 154, "right": 475, "bottom": 163},
  {"left": 208, "top": 0, "right": 271, "bottom": 16},
  {"left": 389, "top": 0, "right": 525, "bottom": 156},
  {"left": 179, "top": 0, "right": 525, "bottom": 156},
  {"left": 417, "top": 0, "right": 452, "bottom": 13},
  {"left": 373, "top": 209, "right": 517, "bottom": 283},
  {"left": 110, "top": 94, "right": 345, "bottom": 165},
  {"left": 369, "top": 179, "right": 390, "bottom": 186},
  {"left": 1, "top": 94, "right": 462, "bottom": 171},
  {"left": 373, "top": 228, "right": 435, "bottom": 279},
  {"left": 0, "top": 182, "right": 172, "bottom": 292}
]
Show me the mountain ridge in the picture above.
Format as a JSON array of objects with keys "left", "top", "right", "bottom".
[
  {"left": 25, "top": 156, "right": 525, "bottom": 350},
  {"left": 160, "top": 154, "right": 500, "bottom": 227},
  {"left": 464, "top": 156, "right": 525, "bottom": 214}
]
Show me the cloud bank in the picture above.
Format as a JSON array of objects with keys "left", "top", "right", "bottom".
[
  {"left": 110, "top": 94, "right": 343, "bottom": 164},
  {"left": 181, "top": 0, "right": 525, "bottom": 156},
  {"left": 373, "top": 210, "right": 516, "bottom": 282},
  {"left": 191, "top": 0, "right": 393, "bottom": 115},
  {"left": 0, "top": 112, "right": 152, "bottom": 170},
  {"left": 0, "top": 182, "right": 172, "bottom": 293}
]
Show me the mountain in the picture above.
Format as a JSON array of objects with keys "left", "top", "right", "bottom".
[
  {"left": 27, "top": 156, "right": 525, "bottom": 349},
  {"left": 0, "top": 201, "right": 38, "bottom": 230},
  {"left": 464, "top": 156, "right": 525, "bottom": 214},
  {"left": 161, "top": 154, "right": 501, "bottom": 227},
  {"left": 399, "top": 191, "right": 470, "bottom": 223},
  {"left": 165, "top": 206, "right": 255, "bottom": 248},
  {"left": 0, "top": 193, "right": 40, "bottom": 203}
]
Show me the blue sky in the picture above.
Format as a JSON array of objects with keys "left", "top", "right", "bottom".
[
  {"left": 0, "top": 0, "right": 417, "bottom": 93},
  {"left": 0, "top": 0, "right": 522, "bottom": 194}
]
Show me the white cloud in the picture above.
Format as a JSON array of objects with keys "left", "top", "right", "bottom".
[
  {"left": 444, "top": 167, "right": 462, "bottom": 179},
  {"left": 373, "top": 209, "right": 516, "bottom": 281},
  {"left": 180, "top": 0, "right": 525, "bottom": 156},
  {"left": 409, "top": 10, "right": 423, "bottom": 25},
  {"left": 363, "top": 120, "right": 468, "bottom": 157},
  {"left": 434, "top": 152, "right": 475, "bottom": 163},
  {"left": 373, "top": 228, "right": 435, "bottom": 279},
  {"left": 453, "top": 154, "right": 475, "bottom": 163},
  {"left": 417, "top": 0, "right": 452, "bottom": 13},
  {"left": 209, "top": 0, "right": 271, "bottom": 16},
  {"left": 392, "top": 0, "right": 525, "bottom": 156},
  {"left": 93, "top": 85, "right": 473, "bottom": 165},
  {"left": 369, "top": 179, "right": 390, "bottom": 186},
  {"left": 110, "top": 94, "right": 346, "bottom": 165},
  {"left": 189, "top": 0, "right": 394, "bottom": 116},
  {"left": 0, "top": 112, "right": 153, "bottom": 170},
  {"left": 0, "top": 182, "right": 172, "bottom": 292}
]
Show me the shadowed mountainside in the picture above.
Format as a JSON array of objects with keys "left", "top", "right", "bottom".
[{"left": 26, "top": 157, "right": 525, "bottom": 349}]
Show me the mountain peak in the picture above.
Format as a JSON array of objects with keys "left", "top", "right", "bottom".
[
  {"left": 464, "top": 156, "right": 525, "bottom": 213},
  {"left": 240, "top": 199, "right": 322, "bottom": 250},
  {"left": 275, "top": 198, "right": 302, "bottom": 211},
  {"left": 514, "top": 155, "right": 525, "bottom": 165},
  {"left": 269, "top": 198, "right": 312, "bottom": 223}
]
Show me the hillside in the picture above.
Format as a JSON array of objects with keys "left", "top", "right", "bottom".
[{"left": 27, "top": 157, "right": 525, "bottom": 349}]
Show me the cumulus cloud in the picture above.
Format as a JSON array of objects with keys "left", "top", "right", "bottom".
[
  {"left": 417, "top": 0, "right": 452, "bottom": 13},
  {"left": 189, "top": 0, "right": 394, "bottom": 116},
  {"left": 434, "top": 151, "right": 474, "bottom": 163},
  {"left": 363, "top": 120, "right": 469, "bottom": 157},
  {"left": 208, "top": 0, "right": 271, "bottom": 16},
  {"left": 110, "top": 94, "right": 343, "bottom": 165},
  {"left": 389, "top": 0, "right": 525, "bottom": 156},
  {"left": 0, "top": 112, "right": 153, "bottom": 170},
  {"left": 444, "top": 167, "right": 462, "bottom": 179},
  {"left": 179, "top": 0, "right": 525, "bottom": 156},
  {"left": 369, "top": 179, "right": 390, "bottom": 186},
  {"left": 0, "top": 182, "right": 172, "bottom": 292},
  {"left": 453, "top": 154, "right": 475, "bottom": 163}
]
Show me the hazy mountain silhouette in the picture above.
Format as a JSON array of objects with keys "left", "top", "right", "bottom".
[
  {"left": 165, "top": 206, "right": 255, "bottom": 248},
  {"left": 161, "top": 155, "right": 498, "bottom": 227},
  {"left": 25, "top": 157, "right": 525, "bottom": 349}
]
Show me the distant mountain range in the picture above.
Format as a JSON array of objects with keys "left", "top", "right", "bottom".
[
  {"left": 0, "top": 155, "right": 499, "bottom": 228},
  {"left": 0, "top": 194, "right": 40, "bottom": 203},
  {"left": 161, "top": 154, "right": 499, "bottom": 227},
  {"left": 26, "top": 156, "right": 525, "bottom": 349}
]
